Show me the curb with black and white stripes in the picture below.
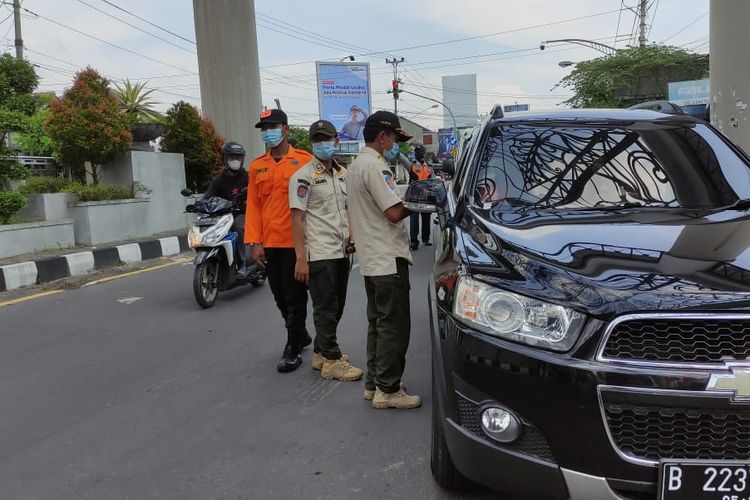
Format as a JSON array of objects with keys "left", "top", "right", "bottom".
[{"left": 0, "top": 235, "right": 189, "bottom": 292}]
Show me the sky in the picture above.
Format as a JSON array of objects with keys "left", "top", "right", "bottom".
[{"left": 9, "top": 0, "right": 710, "bottom": 131}]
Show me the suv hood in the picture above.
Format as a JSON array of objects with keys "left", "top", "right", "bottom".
[{"left": 464, "top": 207, "right": 750, "bottom": 318}]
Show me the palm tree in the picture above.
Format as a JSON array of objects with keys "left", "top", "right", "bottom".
[{"left": 113, "top": 79, "right": 165, "bottom": 124}]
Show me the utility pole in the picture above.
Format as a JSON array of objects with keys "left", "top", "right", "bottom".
[
  {"left": 710, "top": 0, "right": 750, "bottom": 153},
  {"left": 13, "top": 0, "right": 22, "bottom": 59},
  {"left": 638, "top": 0, "right": 648, "bottom": 47},
  {"left": 193, "top": 0, "right": 264, "bottom": 158},
  {"left": 385, "top": 57, "right": 404, "bottom": 114}
]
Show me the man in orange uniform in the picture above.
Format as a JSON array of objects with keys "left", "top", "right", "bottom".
[
  {"left": 245, "top": 109, "right": 313, "bottom": 373},
  {"left": 409, "top": 144, "right": 433, "bottom": 250}
]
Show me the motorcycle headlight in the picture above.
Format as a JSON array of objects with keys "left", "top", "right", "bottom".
[
  {"left": 188, "top": 229, "right": 201, "bottom": 248},
  {"left": 454, "top": 276, "right": 585, "bottom": 352}
]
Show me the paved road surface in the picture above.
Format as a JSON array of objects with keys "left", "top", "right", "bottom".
[{"left": 0, "top": 250, "right": 508, "bottom": 500}]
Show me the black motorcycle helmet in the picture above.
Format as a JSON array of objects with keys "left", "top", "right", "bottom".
[
  {"left": 413, "top": 143, "right": 426, "bottom": 162},
  {"left": 221, "top": 141, "right": 246, "bottom": 170}
]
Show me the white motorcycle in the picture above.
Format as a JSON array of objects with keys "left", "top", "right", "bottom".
[{"left": 182, "top": 189, "right": 265, "bottom": 308}]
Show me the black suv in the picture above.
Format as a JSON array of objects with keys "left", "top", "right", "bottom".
[{"left": 404, "top": 109, "right": 750, "bottom": 500}]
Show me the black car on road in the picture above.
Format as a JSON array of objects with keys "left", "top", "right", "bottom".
[{"left": 404, "top": 109, "right": 750, "bottom": 500}]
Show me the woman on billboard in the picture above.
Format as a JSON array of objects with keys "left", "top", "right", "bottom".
[{"left": 340, "top": 105, "right": 368, "bottom": 140}]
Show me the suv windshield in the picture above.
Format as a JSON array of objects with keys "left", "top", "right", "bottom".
[{"left": 473, "top": 121, "right": 750, "bottom": 210}]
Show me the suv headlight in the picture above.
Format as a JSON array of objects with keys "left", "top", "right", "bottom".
[{"left": 454, "top": 276, "right": 585, "bottom": 352}]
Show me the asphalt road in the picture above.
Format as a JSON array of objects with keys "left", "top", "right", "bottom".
[{"left": 0, "top": 249, "right": 505, "bottom": 500}]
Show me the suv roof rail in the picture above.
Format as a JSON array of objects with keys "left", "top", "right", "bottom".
[{"left": 627, "top": 100, "right": 685, "bottom": 115}]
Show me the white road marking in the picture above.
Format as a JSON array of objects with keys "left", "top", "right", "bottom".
[{"left": 117, "top": 297, "right": 143, "bottom": 305}]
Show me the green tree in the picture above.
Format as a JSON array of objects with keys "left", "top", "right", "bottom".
[
  {"left": 17, "top": 108, "right": 53, "bottom": 156},
  {"left": 45, "top": 68, "right": 132, "bottom": 184},
  {"left": 557, "top": 44, "right": 709, "bottom": 108},
  {"left": 160, "top": 101, "right": 223, "bottom": 191},
  {"left": 287, "top": 126, "right": 311, "bottom": 153}
]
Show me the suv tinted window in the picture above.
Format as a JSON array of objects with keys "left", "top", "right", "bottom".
[{"left": 473, "top": 122, "right": 750, "bottom": 209}]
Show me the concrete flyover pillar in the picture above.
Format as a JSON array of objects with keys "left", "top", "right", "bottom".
[
  {"left": 193, "top": 0, "right": 264, "bottom": 158},
  {"left": 710, "top": 0, "right": 750, "bottom": 153}
]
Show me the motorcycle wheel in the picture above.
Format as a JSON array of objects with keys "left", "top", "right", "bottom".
[{"left": 193, "top": 259, "right": 219, "bottom": 308}]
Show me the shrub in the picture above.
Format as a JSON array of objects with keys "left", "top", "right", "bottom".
[
  {"left": 17, "top": 175, "right": 69, "bottom": 194},
  {"left": 0, "top": 190, "right": 26, "bottom": 223},
  {"left": 65, "top": 183, "right": 133, "bottom": 202},
  {"left": 0, "top": 161, "right": 30, "bottom": 182}
]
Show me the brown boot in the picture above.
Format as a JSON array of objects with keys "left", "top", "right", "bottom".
[
  {"left": 364, "top": 382, "right": 406, "bottom": 401},
  {"left": 372, "top": 388, "right": 422, "bottom": 409},
  {"left": 321, "top": 355, "right": 363, "bottom": 381},
  {"left": 312, "top": 352, "right": 326, "bottom": 371}
]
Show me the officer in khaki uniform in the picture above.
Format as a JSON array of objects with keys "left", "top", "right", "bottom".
[
  {"left": 289, "top": 120, "right": 362, "bottom": 382},
  {"left": 346, "top": 110, "right": 421, "bottom": 410}
]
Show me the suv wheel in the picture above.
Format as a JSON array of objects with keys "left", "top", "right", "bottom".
[{"left": 431, "top": 361, "right": 472, "bottom": 491}]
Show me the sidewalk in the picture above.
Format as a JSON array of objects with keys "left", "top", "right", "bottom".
[{"left": 0, "top": 230, "right": 190, "bottom": 292}]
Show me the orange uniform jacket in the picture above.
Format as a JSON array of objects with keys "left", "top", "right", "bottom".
[
  {"left": 245, "top": 146, "right": 312, "bottom": 248},
  {"left": 411, "top": 163, "right": 432, "bottom": 181}
]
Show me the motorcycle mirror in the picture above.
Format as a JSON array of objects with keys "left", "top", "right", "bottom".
[{"left": 181, "top": 188, "right": 194, "bottom": 197}]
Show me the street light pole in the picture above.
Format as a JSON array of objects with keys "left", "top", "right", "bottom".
[{"left": 540, "top": 39, "right": 616, "bottom": 56}]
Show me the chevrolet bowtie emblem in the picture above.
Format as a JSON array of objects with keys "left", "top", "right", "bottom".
[{"left": 707, "top": 368, "right": 750, "bottom": 401}]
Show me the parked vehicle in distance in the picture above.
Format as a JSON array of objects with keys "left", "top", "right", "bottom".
[{"left": 405, "top": 108, "right": 750, "bottom": 500}]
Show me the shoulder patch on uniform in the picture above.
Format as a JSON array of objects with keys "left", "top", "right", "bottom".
[
  {"left": 381, "top": 169, "right": 392, "bottom": 176},
  {"left": 384, "top": 173, "right": 396, "bottom": 191},
  {"left": 297, "top": 184, "right": 309, "bottom": 199},
  {"left": 297, "top": 178, "right": 311, "bottom": 186}
]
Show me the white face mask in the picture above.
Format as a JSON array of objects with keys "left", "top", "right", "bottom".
[{"left": 227, "top": 159, "right": 242, "bottom": 171}]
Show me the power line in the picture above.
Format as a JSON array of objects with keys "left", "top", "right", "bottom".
[
  {"left": 95, "top": 0, "right": 195, "bottom": 45},
  {"left": 613, "top": 0, "right": 624, "bottom": 49},
  {"left": 260, "top": 7, "right": 625, "bottom": 69},
  {"left": 20, "top": 5, "right": 198, "bottom": 75},
  {"left": 662, "top": 11, "right": 708, "bottom": 43},
  {"left": 76, "top": 0, "right": 195, "bottom": 54}
]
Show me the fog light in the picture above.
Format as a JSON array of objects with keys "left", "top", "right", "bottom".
[{"left": 480, "top": 407, "right": 521, "bottom": 443}]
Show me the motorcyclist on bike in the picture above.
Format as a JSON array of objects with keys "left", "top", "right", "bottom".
[{"left": 204, "top": 141, "right": 249, "bottom": 277}]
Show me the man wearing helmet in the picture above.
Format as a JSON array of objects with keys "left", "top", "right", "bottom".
[{"left": 204, "top": 141, "right": 249, "bottom": 275}]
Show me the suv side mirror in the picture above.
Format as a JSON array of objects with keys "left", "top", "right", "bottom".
[
  {"left": 403, "top": 178, "right": 447, "bottom": 213},
  {"left": 181, "top": 188, "right": 195, "bottom": 197}
]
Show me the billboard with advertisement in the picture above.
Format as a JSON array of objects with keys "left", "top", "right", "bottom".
[
  {"left": 668, "top": 79, "right": 710, "bottom": 106},
  {"left": 316, "top": 62, "right": 371, "bottom": 141},
  {"left": 437, "top": 128, "right": 454, "bottom": 160}
]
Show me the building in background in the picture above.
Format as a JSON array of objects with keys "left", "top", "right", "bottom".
[
  {"left": 441, "top": 74, "right": 478, "bottom": 129},
  {"left": 398, "top": 116, "right": 436, "bottom": 155}
]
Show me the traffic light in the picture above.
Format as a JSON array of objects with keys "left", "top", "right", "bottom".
[{"left": 392, "top": 79, "right": 400, "bottom": 100}]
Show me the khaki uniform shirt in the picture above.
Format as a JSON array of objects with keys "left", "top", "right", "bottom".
[
  {"left": 289, "top": 157, "right": 349, "bottom": 262},
  {"left": 345, "top": 146, "right": 412, "bottom": 276}
]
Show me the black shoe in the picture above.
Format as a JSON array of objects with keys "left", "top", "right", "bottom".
[
  {"left": 301, "top": 331, "right": 312, "bottom": 349},
  {"left": 277, "top": 344, "right": 302, "bottom": 373},
  {"left": 410, "top": 242, "right": 419, "bottom": 250},
  {"left": 423, "top": 241, "right": 432, "bottom": 246}
]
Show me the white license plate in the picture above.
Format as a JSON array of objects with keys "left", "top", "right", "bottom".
[{"left": 661, "top": 461, "right": 750, "bottom": 500}]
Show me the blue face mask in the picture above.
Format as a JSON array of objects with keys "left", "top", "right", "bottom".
[
  {"left": 384, "top": 143, "right": 400, "bottom": 161},
  {"left": 312, "top": 141, "right": 336, "bottom": 161},
  {"left": 261, "top": 128, "right": 283, "bottom": 148}
]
